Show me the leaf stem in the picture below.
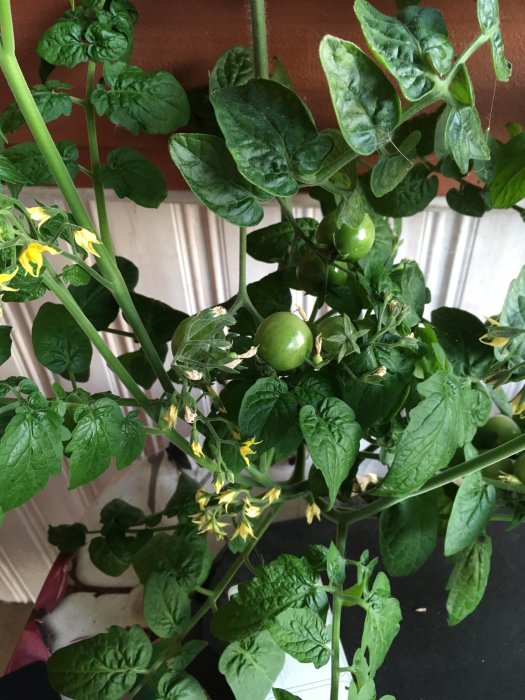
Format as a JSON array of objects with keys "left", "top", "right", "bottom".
[
  {"left": 249, "top": 0, "right": 269, "bottom": 80},
  {"left": 335, "top": 433, "right": 525, "bottom": 525},
  {"left": 330, "top": 520, "right": 348, "bottom": 700},
  {"left": 85, "top": 60, "right": 114, "bottom": 256}
]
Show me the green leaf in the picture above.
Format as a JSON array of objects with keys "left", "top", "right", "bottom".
[
  {"left": 100, "top": 498, "right": 145, "bottom": 535},
  {"left": 37, "top": 7, "right": 133, "bottom": 68},
  {"left": 66, "top": 398, "right": 124, "bottom": 488},
  {"left": 4, "top": 141, "right": 78, "bottom": 196},
  {"left": 157, "top": 672, "right": 207, "bottom": 700},
  {"left": 446, "top": 183, "right": 489, "bottom": 218},
  {"left": 299, "top": 397, "right": 362, "bottom": 507},
  {"left": 444, "top": 472, "right": 496, "bottom": 556},
  {"left": 143, "top": 571, "right": 191, "bottom": 638},
  {"left": 0, "top": 326, "right": 12, "bottom": 365},
  {"left": 0, "top": 156, "right": 27, "bottom": 185},
  {"left": 62, "top": 264, "right": 91, "bottom": 287},
  {"left": 1, "top": 81, "right": 72, "bottom": 134},
  {"left": 379, "top": 492, "right": 438, "bottom": 576},
  {"left": 491, "top": 133, "right": 525, "bottom": 208},
  {"left": 431, "top": 307, "right": 494, "bottom": 378},
  {"left": 449, "top": 65, "right": 475, "bottom": 107},
  {"left": 128, "top": 293, "right": 186, "bottom": 346},
  {"left": 354, "top": 0, "right": 440, "bottom": 101},
  {"left": 211, "top": 554, "right": 327, "bottom": 642},
  {"left": 219, "top": 631, "right": 285, "bottom": 700},
  {"left": 361, "top": 165, "right": 438, "bottom": 217},
  {"left": 268, "top": 607, "right": 331, "bottom": 668},
  {"left": 446, "top": 535, "right": 492, "bottom": 625},
  {"left": 132, "top": 529, "right": 211, "bottom": 590},
  {"left": 47, "top": 625, "right": 152, "bottom": 700},
  {"left": 232, "top": 270, "right": 292, "bottom": 336},
  {"left": 239, "top": 377, "right": 302, "bottom": 463},
  {"left": 114, "top": 410, "right": 145, "bottom": 469},
  {"left": 169, "top": 133, "right": 267, "bottom": 226},
  {"left": 211, "top": 78, "right": 332, "bottom": 196},
  {"left": 89, "top": 533, "right": 147, "bottom": 577},
  {"left": 327, "top": 541, "right": 346, "bottom": 586},
  {"left": 492, "top": 264, "right": 525, "bottom": 370},
  {"left": 379, "top": 371, "right": 489, "bottom": 496},
  {"left": 32, "top": 302, "right": 92, "bottom": 382},
  {"left": 48, "top": 522, "right": 88, "bottom": 554},
  {"left": 362, "top": 572, "right": 401, "bottom": 676},
  {"left": 100, "top": 147, "right": 167, "bottom": 208},
  {"left": 446, "top": 107, "right": 490, "bottom": 175},
  {"left": 164, "top": 472, "right": 200, "bottom": 521},
  {"left": 397, "top": 6, "right": 454, "bottom": 75},
  {"left": 477, "top": 0, "right": 512, "bottom": 81},
  {"left": 247, "top": 217, "right": 318, "bottom": 265},
  {"left": 209, "top": 46, "right": 255, "bottom": 92},
  {"left": 0, "top": 406, "right": 69, "bottom": 511},
  {"left": 370, "top": 133, "right": 418, "bottom": 197},
  {"left": 273, "top": 691, "right": 302, "bottom": 700},
  {"left": 319, "top": 35, "right": 400, "bottom": 155}
]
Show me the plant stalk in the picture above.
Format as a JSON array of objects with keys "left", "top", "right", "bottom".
[
  {"left": 330, "top": 520, "right": 348, "bottom": 700},
  {"left": 249, "top": 0, "right": 269, "bottom": 80},
  {"left": 85, "top": 61, "right": 114, "bottom": 256}
]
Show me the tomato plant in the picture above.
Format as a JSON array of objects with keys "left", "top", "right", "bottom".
[
  {"left": 0, "top": 1, "right": 522, "bottom": 699},
  {"left": 254, "top": 311, "right": 313, "bottom": 371}
]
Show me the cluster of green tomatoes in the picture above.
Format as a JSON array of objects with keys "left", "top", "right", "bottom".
[
  {"left": 474, "top": 414, "right": 525, "bottom": 483},
  {"left": 255, "top": 212, "right": 375, "bottom": 372}
]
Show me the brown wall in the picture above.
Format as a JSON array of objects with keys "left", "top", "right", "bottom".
[{"left": 1, "top": 0, "right": 524, "bottom": 190}]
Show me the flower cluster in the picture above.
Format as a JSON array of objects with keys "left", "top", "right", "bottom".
[{"left": 191, "top": 485, "right": 281, "bottom": 541}]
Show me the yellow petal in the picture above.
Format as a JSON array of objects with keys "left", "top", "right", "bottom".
[
  {"left": 19, "top": 242, "right": 59, "bottom": 277},
  {"left": 191, "top": 440, "right": 204, "bottom": 458},
  {"left": 26, "top": 206, "right": 51, "bottom": 227},
  {"left": 73, "top": 228, "right": 101, "bottom": 257}
]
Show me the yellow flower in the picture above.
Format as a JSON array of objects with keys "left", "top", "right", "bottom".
[
  {"left": 239, "top": 436, "right": 262, "bottom": 466},
  {"left": 195, "top": 488, "right": 211, "bottom": 510},
  {"left": 214, "top": 477, "right": 224, "bottom": 494},
  {"left": 512, "top": 390, "right": 525, "bottom": 416},
  {"left": 74, "top": 228, "right": 101, "bottom": 257},
  {"left": 19, "top": 242, "right": 59, "bottom": 277},
  {"left": 243, "top": 499, "right": 261, "bottom": 519},
  {"left": 26, "top": 206, "right": 51, "bottom": 228},
  {"left": 262, "top": 487, "right": 281, "bottom": 504},
  {"left": 190, "top": 510, "right": 228, "bottom": 540},
  {"left": 217, "top": 489, "right": 238, "bottom": 509},
  {"left": 305, "top": 502, "right": 321, "bottom": 525},
  {"left": 191, "top": 439, "right": 204, "bottom": 458},
  {"left": 233, "top": 519, "right": 255, "bottom": 541},
  {"left": 0, "top": 267, "right": 18, "bottom": 292},
  {"left": 165, "top": 404, "right": 178, "bottom": 429}
]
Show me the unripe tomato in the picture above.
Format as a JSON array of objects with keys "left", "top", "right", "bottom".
[
  {"left": 482, "top": 457, "right": 514, "bottom": 479},
  {"left": 316, "top": 211, "right": 376, "bottom": 261},
  {"left": 327, "top": 260, "right": 348, "bottom": 286},
  {"left": 326, "top": 270, "right": 364, "bottom": 318},
  {"left": 513, "top": 453, "right": 525, "bottom": 483},
  {"left": 296, "top": 250, "right": 326, "bottom": 295},
  {"left": 317, "top": 315, "right": 345, "bottom": 354},
  {"left": 474, "top": 414, "right": 521, "bottom": 450},
  {"left": 254, "top": 312, "right": 313, "bottom": 372}
]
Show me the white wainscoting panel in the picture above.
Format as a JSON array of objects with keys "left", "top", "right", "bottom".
[{"left": 0, "top": 188, "right": 523, "bottom": 601}]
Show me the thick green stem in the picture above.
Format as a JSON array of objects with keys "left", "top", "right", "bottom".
[
  {"left": 43, "top": 270, "right": 151, "bottom": 409},
  {"left": 130, "top": 503, "right": 282, "bottom": 698},
  {"left": 230, "top": 227, "right": 261, "bottom": 322},
  {"left": 336, "top": 433, "right": 525, "bottom": 525},
  {"left": 0, "top": 52, "right": 94, "bottom": 231},
  {"left": 330, "top": 521, "right": 348, "bottom": 700},
  {"left": 0, "top": 0, "right": 15, "bottom": 53},
  {"left": 250, "top": 0, "right": 269, "bottom": 80},
  {"left": 85, "top": 61, "right": 114, "bottom": 256}
]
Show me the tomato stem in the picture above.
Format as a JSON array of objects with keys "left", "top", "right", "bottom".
[{"left": 249, "top": 0, "right": 269, "bottom": 80}]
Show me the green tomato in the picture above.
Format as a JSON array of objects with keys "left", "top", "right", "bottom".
[
  {"left": 296, "top": 250, "right": 326, "bottom": 295},
  {"left": 513, "top": 453, "right": 525, "bottom": 483},
  {"left": 316, "top": 211, "right": 376, "bottom": 261},
  {"left": 482, "top": 456, "right": 514, "bottom": 480},
  {"left": 317, "top": 315, "right": 345, "bottom": 355},
  {"left": 327, "top": 260, "right": 348, "bottom": 286},
  {"left": 254, "top": 311, "right": 313, "bottom": 372},
  {"left": 474, "top": 414, "right": 521, "bottom": 450}
]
